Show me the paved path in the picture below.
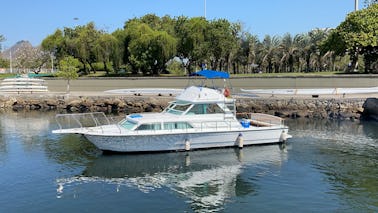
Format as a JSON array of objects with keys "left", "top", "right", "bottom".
[{"left": 44, "top": 77, "right": 378, "bottom": 99}]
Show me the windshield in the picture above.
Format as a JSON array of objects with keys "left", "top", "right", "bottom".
[
  {"left": 165, "top": 101, "right": 192, "bottom": 115},
  {"left": 119, "top": 120, "right": 137, "bottom": 130}
]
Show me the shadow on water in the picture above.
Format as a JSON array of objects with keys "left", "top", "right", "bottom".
[
  {"left": 45, "top": 134, "right": 100, "bottom": 167},
  {"left": 287, "top": 118, "right": 378, "bottom": 211},
  {"left": 56, "top": 145, "right": 288, "bottom": 212}
]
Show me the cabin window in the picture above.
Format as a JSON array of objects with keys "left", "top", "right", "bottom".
[
  {"left": 164, "top": 122, "right": 193, "bottom": 130},
  {"left": 165, "top": 102, "right": 191, "bottom": 115},
  {"left": 120, "top": 120, "right": 137, "bottom": 130},
  {"left": 187, "top": 104, "right": 224, "bottom": 115},
  {"left": 136, "top": 123, "right": 162, "bottom": 131}
]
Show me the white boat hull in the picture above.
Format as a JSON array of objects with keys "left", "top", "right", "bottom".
[
  {"left": 83, "top": 126, "right": 288, "bottom": 152},
  {"left": 0, "top": 77, "right": 48, "bottom": 92}
]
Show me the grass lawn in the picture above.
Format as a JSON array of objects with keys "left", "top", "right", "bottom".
[
  {"left": 12, "top": 70, "right": 365, "bottom": 79},
  {"left": 82, "top": 70, "right": 351, "bottom": 78},
  {"left": 231, "top": 71, "right": 348, "bottom": 77},
  {"left": 0, "top": 73, "right": 19, "bottom": 79}
]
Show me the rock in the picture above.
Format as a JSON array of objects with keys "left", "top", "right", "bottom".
[
  {"left": 362, "top": 98, "right": 378, "bottom": 121},
  {"left": 68, "top": 99, "right": 82, "bottom": 107},
  {"left": 0, "top": 94, "right": 368, "bottom": 121}
]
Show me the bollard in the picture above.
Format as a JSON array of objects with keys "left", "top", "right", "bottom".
[
  {"left": 185, "top": 139, "right": 191, "bottom": 151},
  {"left": 237, "top": 133, "right": 244, "bottom": 149}
]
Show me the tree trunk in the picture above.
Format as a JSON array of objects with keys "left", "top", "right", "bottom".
[
  {"left": 88, "top": 62, "right": 96, "bottom": 74},
  {"left": 306, "top": 55, "right": 311, "bottom": 72},
  {"left": 348, "top": 48, "right": 359, "bottom": 72},
  {"left": 104, "top": 61, "right": 109, "bottom": 75},
  {"left": 79, "top": 59, "right": 88, "bottom": 74},
  {"left": 66, "top": 79, "right": 70, "bottom": 94}
]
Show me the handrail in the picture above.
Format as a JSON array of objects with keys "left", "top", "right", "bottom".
[
  {"left": 236, "top": 112, "right": 283, "bottom": 126},
  {"left": 55, "top": 112, "right": 111, "bottom": 130},
  {"left": 55, "top": 112, "right": 285, "bottom": 135}
]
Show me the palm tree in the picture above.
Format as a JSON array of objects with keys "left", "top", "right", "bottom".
[
  {"left": 259, "top": 35, "right": 281, "bottom": 73},
  {"left": 309, "top": 28, "right": 331, "bottom": 71},
  {"left": 247, "top": 34, "right": 259, "bottom": 73},
  {"left": 0, "top": 34, "right": 5, "bottom": 51},
  {"left": 280, "top": 33, "right": 301, "bottom": 72},
  {"left": 236, "top": 33, "right": 259, "bottom": 73}
]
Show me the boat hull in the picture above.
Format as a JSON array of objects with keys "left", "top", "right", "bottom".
[{"left": 84, "top": 127, "right": 288, "bottom": 152}]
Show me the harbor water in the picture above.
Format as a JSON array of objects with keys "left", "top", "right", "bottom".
[{"left": 0, "top": 111, "right": 377, "bottom": 212}]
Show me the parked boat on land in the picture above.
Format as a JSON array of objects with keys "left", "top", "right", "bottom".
[
  {"left": 53, "top": 70, "right": 291, "bottom": 153},
  {"left": 0, "top": 74, "right": 48, "bottom": 93}
]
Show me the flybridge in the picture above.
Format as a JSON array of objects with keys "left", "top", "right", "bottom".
[
  {"left": 188, "top": 70, "right": 233, "bottom": 92},
  {"left": 190, "top": 70, "right": 230, "bottom": 79}
]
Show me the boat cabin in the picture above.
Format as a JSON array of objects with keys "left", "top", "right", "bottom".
[{"left": 120, "top": 86, "right": 236, "bottom": 131}]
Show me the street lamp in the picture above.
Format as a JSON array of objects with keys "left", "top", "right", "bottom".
[
  {"left": 9, "top": 49, "right": 12, "bottom": 73},
  {"left": 355, "top": 0, "right": 359, "bottom": 11},
  {"left": 51, "top": 53, "right": 54, "bottom": 73},
  {"left": 204, "top": 0, "right": 207, "bottom": 19}
]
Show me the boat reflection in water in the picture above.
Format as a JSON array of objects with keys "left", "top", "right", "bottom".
[{"left": 56, "top": 144, "right": 288, "bottom": 211}]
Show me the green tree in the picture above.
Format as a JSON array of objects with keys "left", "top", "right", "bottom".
[
  {"left": 166, "top": 59, "right": 185, "bottom": 75},
  {"left": 207, "top": 19, "right": 240, "bottom": 72},
  {"left": 57, "top": 56, "right": 80, "bottom": 94},
  {"left": 324, "top": 4, "right": 378, "bottom": 72},
  {"left": 41, "top": 29, "right": 65, "bottom": 64},
  {"left": 308, "top": 28, "right": 331, "bottom": 71},
  {"left": 296, "top": 33, "right": 311, "bottom": 72},
  {"left": 112, "top": 29, "right": 129, "bottom": 72},
  {"left": 175, "top": 17, "right": 210, "bottom": 73},
  {"left": 280, "top": 33, "right": 301, "bottom": 72},
  {"left": 94, "top": 34, "right": 118, "bottom": 75},
  {"left": 235, "top": 32, "right": 259, "bottom": 73},
  {"left": 259, "top": 35, "right": 281, "bottom": 73},
  {"left": 0, "top": 34, "right": 8, "bottom": 68},
  {"left": 62, "top": 22, "right": 102, "bottom": 74},
  {"left": 125, "top": 22, "right": 176, "bottom": 75},
  {"left": 0, "top": 34, "right": 5, "bottom": 51}
]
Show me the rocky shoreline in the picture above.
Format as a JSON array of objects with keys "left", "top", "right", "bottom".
[{"left": 1, "top": 94, "right": 377, "bottom": 121}]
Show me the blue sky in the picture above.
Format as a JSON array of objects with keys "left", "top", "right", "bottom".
[{"left": 1, "top": 0, "right": 362, "bottom": 48}]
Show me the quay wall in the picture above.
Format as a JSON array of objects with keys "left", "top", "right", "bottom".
[{"left": 0, "top": 94, "right": 372, "bottom": 121}]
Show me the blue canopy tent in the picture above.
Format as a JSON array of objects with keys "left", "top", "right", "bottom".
[
  {"left": 188, "top": 70, "right": 232, "bottom": 90},
  {"left": 190, "top": 70, "right": 230, "bottom": 79}
]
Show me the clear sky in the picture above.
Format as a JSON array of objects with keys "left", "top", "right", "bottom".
[{"left": 0, "top": 0, "right": 362, "bottom": 48}]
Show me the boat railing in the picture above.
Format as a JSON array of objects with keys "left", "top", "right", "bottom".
[
  {"left": 237, "top": 112, "right": 284, "bottom": 126},
  {"left": 55, "top": 112, "right": 112, "bottom": 133}
]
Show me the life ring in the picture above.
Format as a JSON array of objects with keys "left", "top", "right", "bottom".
[{"left": 223, "top": 88, "right": 230, "bottom": 97}]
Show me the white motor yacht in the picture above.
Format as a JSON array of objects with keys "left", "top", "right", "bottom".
[{"left": 53, "top": 70, "right": 291, "bottom": 152}]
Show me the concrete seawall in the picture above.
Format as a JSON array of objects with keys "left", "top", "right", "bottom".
[
  {"left": 1, "top": 76, "right": 377, "bottom": 120},
  {"left": 0, "top": 94, "right": 370, "bottom": 120}
]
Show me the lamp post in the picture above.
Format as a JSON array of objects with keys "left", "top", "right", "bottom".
[
  {"left": 9, "top": 49, "right": 12, "bottom": 74},
  {"left": 204, "top": 0, "right": 207, "bottom": 19},
  {"left": 51, "top": 53, "right": 54, "bottom": 73},
  {"left": 355, "top": 0, "right": 359, "bottom": 11}
]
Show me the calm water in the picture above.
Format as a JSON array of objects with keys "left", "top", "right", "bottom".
[{"left": 0, "top": 112, "right": 377, "bottom": 212}]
